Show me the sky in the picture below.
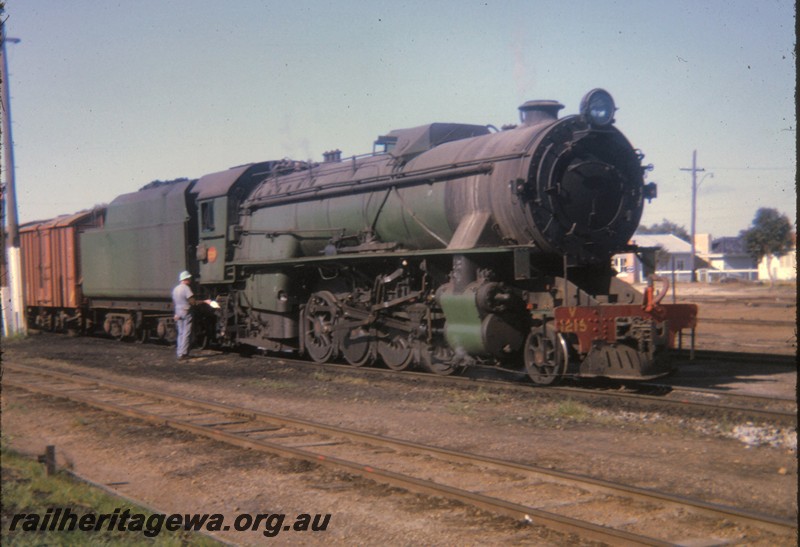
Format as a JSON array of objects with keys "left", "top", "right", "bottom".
[{"left": 2, "top": 0, "right": 796, "bottom": 238}]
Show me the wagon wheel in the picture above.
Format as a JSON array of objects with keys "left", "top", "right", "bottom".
[
  {"left": 418, "top": 341, "right": 460, "bottom": 376},
  {"left": 164, "top": 321, "right": 177, "bottom": 345},
  {"left": 340, "top": 326, "right": 373, "bottom": 367},
  {"left": 523, "top": 328, "right": 567, "bottom": 385},
  {"left": 377, "top": 328, "right": 414, "bottom": 371},
  {"left": 104, "top": 316, "right": 124, "bottom": 341},
  {"left": 55, "top": 311, "right": 68, "bottom": 332},
  {"left": 66, "top": 313, "right": 81, "bottom": 337},
  {"left": 303, "top": 291, "right": 340, "bottom": 364}
]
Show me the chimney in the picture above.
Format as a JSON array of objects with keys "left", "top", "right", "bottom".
[
  {"left": 694, "top": 233, "right": 712, "bottom": 257},
  {"left": 518, "top": 100, "right": 564, "bottom": 126}
]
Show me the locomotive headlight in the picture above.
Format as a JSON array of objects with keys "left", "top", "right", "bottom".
[{"left": 580, "top": 89, "right": 616, "bottom": 127}]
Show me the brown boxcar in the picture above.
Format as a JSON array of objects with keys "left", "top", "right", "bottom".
[{"left": 20, "top": 209, "right": 104, "bottom": 330}]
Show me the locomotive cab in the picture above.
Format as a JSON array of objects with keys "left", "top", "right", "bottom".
[{"left": 193, "top": 161, "right": 278, "bottom": 284}]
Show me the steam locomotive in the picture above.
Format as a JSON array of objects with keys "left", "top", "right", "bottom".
[{"left": 21, "top": 89, "right": 697, "bottom": 384}]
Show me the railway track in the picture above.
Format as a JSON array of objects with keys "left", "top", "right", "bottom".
[
  {"left": 12, "top": 333, "right": 797, "bottom": 426},
  {"left": 672, "top": 349, "right": 795, "bottom": 367},
  {"left": 699, "top": 317, "right": 795, "bottom": 328},
  {"left": 683, "top": 297, "right": 793, "bottom": 309},
  {"left": 542, "top": 383, "right": 796, "bottom": 425},
  {"left": 4, "top": 362, "right": 796, "bottom": 545},
  {"left": 232, "top": 354, "right": 797, "bottom": 426}
]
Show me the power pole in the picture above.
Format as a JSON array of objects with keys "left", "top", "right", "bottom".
[
  {"left": 680, "top": 150, "right": 705, "bottom": 283},
  {"left": 1, "top": 27, "right": 25, "bottom": 336}
]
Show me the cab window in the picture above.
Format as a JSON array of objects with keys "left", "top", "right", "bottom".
[{"left": 201, "top": 202, "right": 215, "bottom": 232}]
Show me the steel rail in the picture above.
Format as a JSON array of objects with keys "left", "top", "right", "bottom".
[
  {"left": 3, "top": 366, "right": 665, "bottom": 546},
  {"left": 17, "top": 333, "right": 797, "bottom": 424},
  {"left": 637, "top": 382, "right": 797, "bottom": 405},
  {"left": 4, "top": 362, "right": 796, "bottom": 541},
  {"left": 15, "top": 331, "right": 796, "bottom": 424},
  {"left": 672, "top": 349, "right": 795, "bottom": 367},
  {"left": 540, "top": 384, "right": 797, "bottom": 425},
  {"left": 245, "top": 354, "right": 796, "bottom": 425},
  {"left": 699, "top": 317, "right": 796, "bottom": 328}
]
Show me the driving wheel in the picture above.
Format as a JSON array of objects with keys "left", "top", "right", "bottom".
[
  {"left": 378, "top": 329, "right": 414, "bottom": 371},
  {"left": 303, "top": 291, "right": 339, "bottom": 363}
]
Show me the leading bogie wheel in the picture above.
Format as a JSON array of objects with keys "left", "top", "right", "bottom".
[
  {"left": 524, "top": 329, "right": 565, "bottom": 385},
  {"left": 418, "top": 341, "right": 460, "bottom": 375}
]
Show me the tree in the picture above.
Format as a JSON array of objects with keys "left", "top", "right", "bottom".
[
  {"left": 741, "top": 208, "right": 794, "bottom": 285},
  {"left": 636, "top": 219, "right": 690, "bottom": 242}
]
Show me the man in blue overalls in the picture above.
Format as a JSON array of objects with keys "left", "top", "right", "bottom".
[{"left": 172, "top": 271, "right": 197, "bottom": 360}]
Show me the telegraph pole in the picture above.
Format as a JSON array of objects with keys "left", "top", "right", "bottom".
[
  {"left": 1, "top": 26, "right": 25, "bottom": 336},
  {"left": 680, "top": 150, "right": 705, "bottom": 283}
]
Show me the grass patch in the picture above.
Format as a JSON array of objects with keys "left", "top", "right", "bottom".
[
  {"left": 445, "top": 402, "right": 475, "bottom": 416},
  {"left": 446, "top": 387, "right": 495, "bottom": 404},
  {"left": 246, "top": 378, "right": 298, "bottom": 390},
  {"left": 521, "top": 399, "right": 592, "bottom": 425},
  {"left": 443, "top": 388, "right": 497, "bottom": 416},
  {"left": 1, "top": 444, "right": 222, "bottom": 546},
  {"left": 328, "top": 375, "right": 370, "bottom": 386},
  {"left": 551, "top": 399, "right": 591, "bottom": 421},
  {"left": 312, "top": 370, "right": 333, "bottom": 382},
  {"left": 310, "top": 372, "right": 371, "bottom": 387}
]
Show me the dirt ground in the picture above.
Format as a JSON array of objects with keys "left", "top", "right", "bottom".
[{"left": 1, "top": 282, "right": 796, "bottom": 545}]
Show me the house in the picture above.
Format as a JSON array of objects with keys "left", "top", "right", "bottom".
[
  {"left": 758, "top": 247, "right": 796, "bottom": 281},
  {"left": 758, "top": 252, "right": 796, "bottom": 281},
  {"left": 695, "top": 235, "right": 758, "bottom": 282},
  {"left": 613, "top": 233, "right": 760, "bottom": 283},
  {"left": 613, "top": 234, "right": 695, "bottom": 284}
]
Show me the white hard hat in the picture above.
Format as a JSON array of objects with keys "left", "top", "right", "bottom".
[{"left": 179, "top": 270, "right": 192, "bottom": 281}]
